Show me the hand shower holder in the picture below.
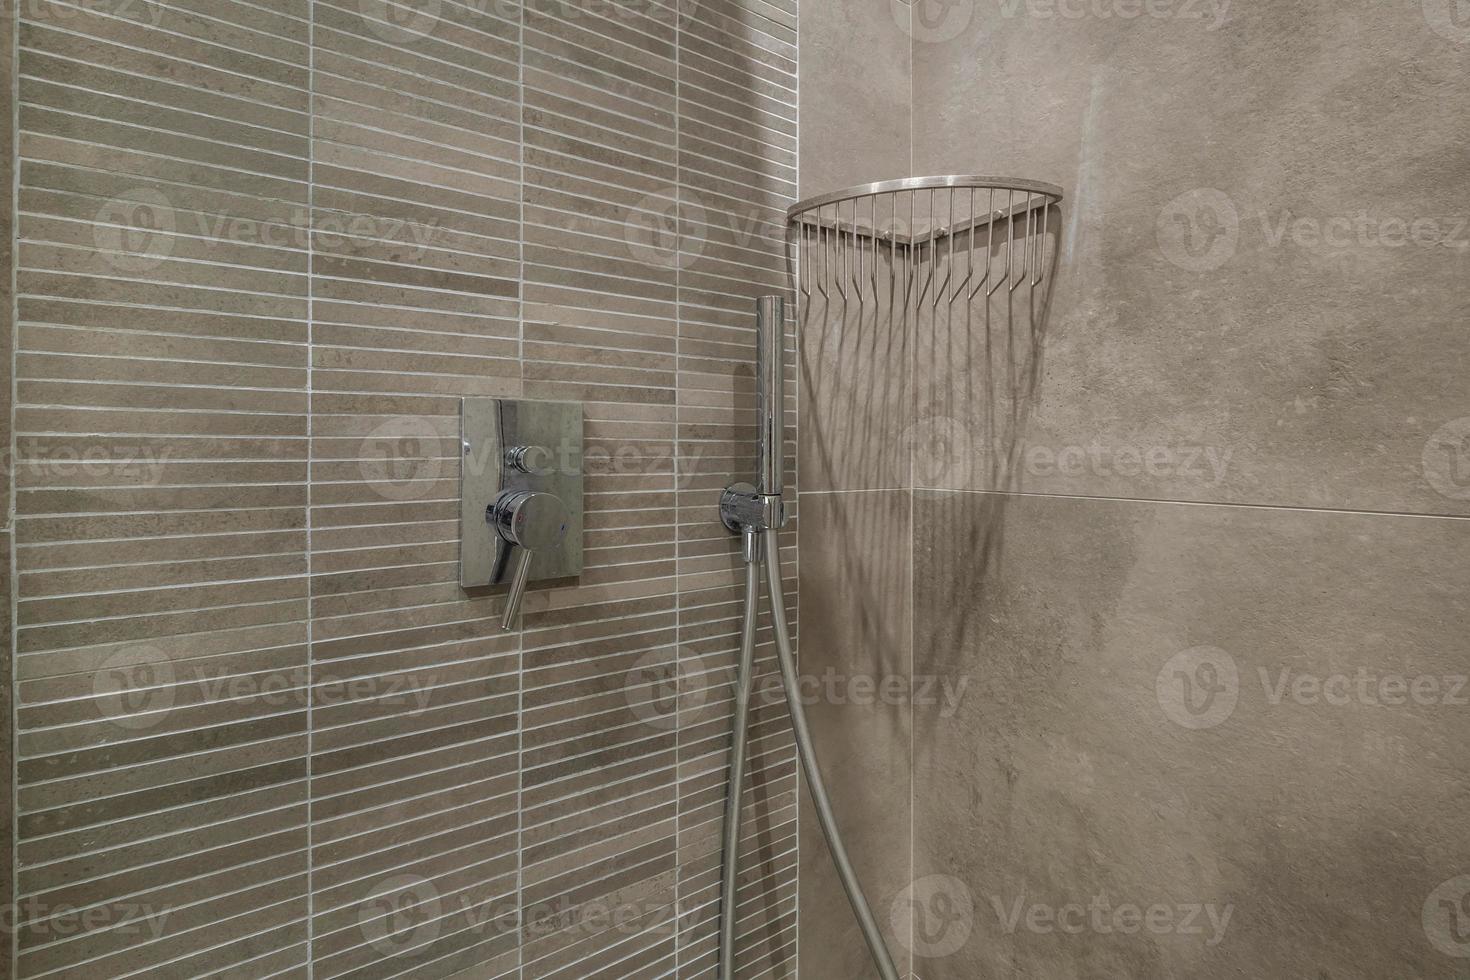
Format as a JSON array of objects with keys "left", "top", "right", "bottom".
[{"left": 719, "top": 482, "right": 786, "bottom": 534}]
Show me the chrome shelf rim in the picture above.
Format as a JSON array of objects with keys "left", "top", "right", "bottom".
[{"left": 786, "top": 174, "right": 1065, "bottom": 221}]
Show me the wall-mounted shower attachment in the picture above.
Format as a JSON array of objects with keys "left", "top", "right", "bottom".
[
  {"left": 460, "top": 398, "right": 584, "bottom": 629},
  {"left": 719, "top": 176, "right": 1065, "bottom": 980},
  {"left": 717, "top": 296, "right": 901, "bottom": 980},
  {"left": 720, "top": 295, "right": 788, "bottom": 536}
]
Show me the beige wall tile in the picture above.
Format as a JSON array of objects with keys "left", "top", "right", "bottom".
[
  {"left": 798, "top": 0, "right": 910, "bottom": 196},
  {"left": 913, "top": 489, "right": 1470, "bottom": 978},
  {"left": 912, "top": 4, "right": 1470, "bottom": 513},
  {"left": 796, "top": 490, "right": 913, "bottom": 980}
]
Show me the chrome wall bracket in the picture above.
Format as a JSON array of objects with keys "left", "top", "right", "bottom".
[
  {"left": 460, "top": 398, "right": 583, "bottom": 625},
  {"left": 720, "top": 482, "right": 786, "bottom": 534}
]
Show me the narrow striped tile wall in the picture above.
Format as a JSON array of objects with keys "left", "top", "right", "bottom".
[
  {"left": 518, "top": 1, "right": 681, "bottom": 976},
  {"left": 672, "top": 1, "right": 798, "bottom": 976},
  {"left": 13, "top": 1, "right": 315, "bottom": 978},
  {"left": 9, "top": 0, "right": 799, "bottom": 978}
]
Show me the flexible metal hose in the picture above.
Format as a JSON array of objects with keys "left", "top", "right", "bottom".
[
  {"left": 715, "top": 530, "right": 902, "bottom": 980},
  {"left": 718, "top": 534, "right": 762, "bottom": 979}
]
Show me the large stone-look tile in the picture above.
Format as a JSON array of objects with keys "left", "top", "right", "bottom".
[
  {"left": 797, "top": 0, "right": 916, "bottom": 494},
  {"left": 912, "top": 3, "right": 1470, "bottom": 513},
  {"left": 798, "top": 490, "right": 913, "bottom": 979},
  {"left": 798, "top": 0, "right": 910, "bottom": 196},
  {"left": 912, "top": 489, "right": 1470, "bottom": 978}
]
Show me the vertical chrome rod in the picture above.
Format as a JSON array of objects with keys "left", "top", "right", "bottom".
[{"left": 756, "top": 295, "right": 784, "bottom": 498}]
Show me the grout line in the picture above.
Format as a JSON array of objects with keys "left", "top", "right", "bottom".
[
  {"left": 672, "top": 0, "right": 681, "bottom": 966},
  {"left": 514, "top": 3, "right": 525, "bottom": 977},
  {"left": 304, "top": 0, "right": 317, "bottom": 970},
  {"left": 790, "top": 0, "right": 801, "bottom": 972},
  {"left": 9, "top": 0, "right": 21, "bottom": 973},
  {"left": 909, "top": 486, "right": 1470, "bottom": 522}
]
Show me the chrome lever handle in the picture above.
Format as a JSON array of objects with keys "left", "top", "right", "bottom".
[
  {"left": 489, "top": 489, "right": 569, "bottom": 631},
  {"left": 500, "top": 546, "right": 536, "bottom": 631}
]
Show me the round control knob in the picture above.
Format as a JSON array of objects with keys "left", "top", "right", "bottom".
[{"left": 491, "top": 489, "right": 568, "bottom": 549}]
